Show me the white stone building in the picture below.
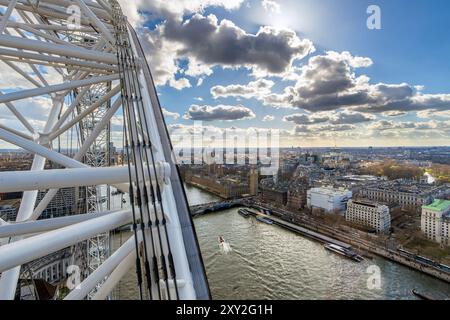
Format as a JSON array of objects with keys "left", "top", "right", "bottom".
[
  {"left": 359, "top": 181, "right": 450, "bottom": 212},
  {"left": 345, "top": 199, "right": 391, "bottom": 233}
]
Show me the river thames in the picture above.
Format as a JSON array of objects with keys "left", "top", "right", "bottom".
[{"left": 113, "top": 184, "right": 450, "bottom": 300}]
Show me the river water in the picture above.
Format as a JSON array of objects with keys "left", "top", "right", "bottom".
[{"left": 113, "top": 184, "right": 450, "bottom": 300}]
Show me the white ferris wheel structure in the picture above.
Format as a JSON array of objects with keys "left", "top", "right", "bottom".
[{"left": 0, "top": 0, "right": 209, "bottom": 300}]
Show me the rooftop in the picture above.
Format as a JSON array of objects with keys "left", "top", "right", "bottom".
[
  {"left": 309, "top": 186, "right": 351, "bottom": 196},
  {"left": 350, "top": 199, "right": 381, "bottom": 208},
  {"left": 422, "top": 199, "right": 450, "bottom": 212},
  {"left": 365, "top": 180, "right": 447, "bottom": 195}
]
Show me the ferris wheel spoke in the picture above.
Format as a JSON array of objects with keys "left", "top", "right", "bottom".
[
  {"left": 0, "top": 96, "right": 36, "bottom": 134},
  {"left": 0, "top": 127, "right": 87, "bottom": 169},
  {"left": 75, "top": 0, "right": 114, "bottom": 45},
  {"left": 0, "top": 210, "right": 120, "bottom": 238},
  {"left": 0, "top": 208, "right": 133, "bottom": 274},
  {"left": 0, "top": 122, "right": 33, "bottom": 140},
  {"left": 0, "top": 34, "right": 117, "bottom": 64},
  {"left": 50, "top": 85, "right": 121, "bottom": 139},
  {"left": 0, "top": 74, "right": 119, "bottom": 104}
]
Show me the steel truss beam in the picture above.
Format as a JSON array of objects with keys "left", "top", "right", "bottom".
[
  {"left": 0, "top": 166, "right": 156, "bottom": 193},
  {"left": 0, "top": 209, "right": 132, "bottom": 273},
  {"left": 0, "top": 210, "right": 124, "bottom": 238},
  {"left": 0, "top": 74, "right": 119, "bottom": 104}
]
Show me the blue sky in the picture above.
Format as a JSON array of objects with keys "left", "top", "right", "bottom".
[
  {"left": 1, "top": 0, "right": 450, "bottom": 149},
  {"left": 224, "top": 0, "right": 450, "bottom": 93},
  {"left": 301, "top": 0, "right": 450, "bottom": 92},
  {"left": 129, "top": 0, "right": 450, "bottom": 147}
]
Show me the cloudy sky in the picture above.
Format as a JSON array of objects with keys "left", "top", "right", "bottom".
[
  {"left": 123, "top": 0, "right": 450, "bottom": 147},
  {"left": 1, "top": 0, "right": 450, "bottom": 149}
]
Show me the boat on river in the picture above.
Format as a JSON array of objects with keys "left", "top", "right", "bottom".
[
  {"left": 324, "top": 243, "right": 364, "bottom": 262},
  {"left": 238, "top": 208, "right": 253, "bottom": 218},
  {"left": 256, "top": 216, "right": 273, "bottom": 225}
]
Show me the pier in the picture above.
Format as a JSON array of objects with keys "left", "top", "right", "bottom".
[
  {"left": 262, "top": 213, "right": 352, "bottom": 249},
  {"left": 190, "top": 200, "right": 352, "bottom": 248}
]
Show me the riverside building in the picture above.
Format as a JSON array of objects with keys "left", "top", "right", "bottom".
[
  {"left": 421, "top": 199, "right": 450, "bottom": 246},
  {"left": 346, "top": 199, "right": 391, "bottom": 233}
]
